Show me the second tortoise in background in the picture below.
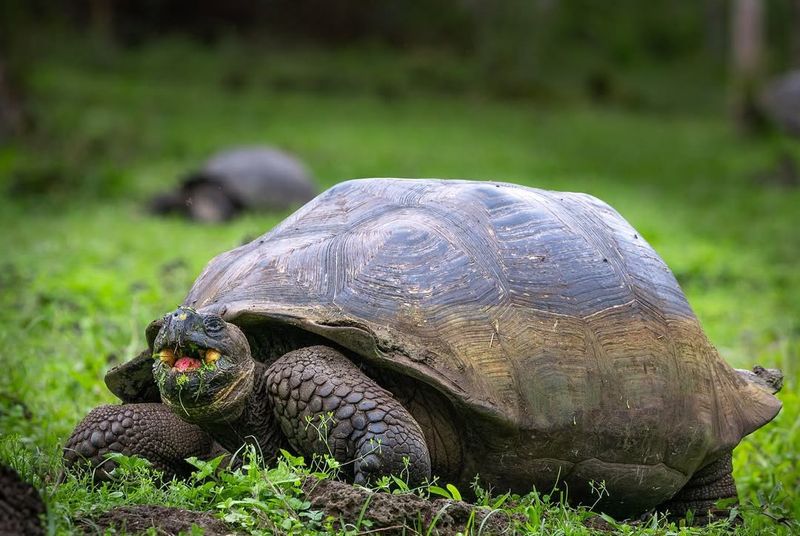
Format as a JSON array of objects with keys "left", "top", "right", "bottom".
[
  {"left": 760, "top": 70, "right": 800, "bottom": 137},
  {"left": 150, "top": 146, "right": 318, "bottom": 222}
]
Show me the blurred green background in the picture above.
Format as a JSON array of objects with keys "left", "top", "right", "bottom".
[{"left": 0, "top": 1, "right": 798, "bottom": 533}]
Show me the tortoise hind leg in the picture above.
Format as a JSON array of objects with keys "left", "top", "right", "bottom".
[
  {"left": 265, "top": 346, "right": 431, "bottom": 486},
  {"left": 657, "top": 453, "right": 738, "bottom": 525}
]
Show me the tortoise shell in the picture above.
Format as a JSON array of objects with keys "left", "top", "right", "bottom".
[
  {"left": 193, "top": 146, "right": 317, "bottom": 210},
  {"left": 149, "top": 179, "right": 783, "bottom": 512}
]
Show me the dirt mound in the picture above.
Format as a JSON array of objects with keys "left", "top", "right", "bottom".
[
  {"left": 303, "top": 478, "right": 515, "bottom": 535},
  {"left": 0, "top": 465, "right": 45, "bottom": 536},
  {"left": 74, "top": 479, "right": 516, "bottom": 534},
  {"left": 80, "top": 505, "right": 232, "bottom": 535}
]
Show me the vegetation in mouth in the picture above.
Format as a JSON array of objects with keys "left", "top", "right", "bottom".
[{"left": 155, "top": 346, "right": 221, "bottom": 372}]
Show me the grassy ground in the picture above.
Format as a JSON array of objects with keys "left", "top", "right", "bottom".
[{"left": 0, "top": 40, "right": 798, "bottom": 534}]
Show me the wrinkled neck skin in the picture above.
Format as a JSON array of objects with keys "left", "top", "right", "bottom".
[{"left": 201, "top": 361, "right": 287, "bottom": 461}]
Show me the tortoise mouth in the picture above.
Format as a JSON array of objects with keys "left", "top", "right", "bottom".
[
  {"left": 150, "top": 308, "right": 255, "bottom": 422},
  {"left": 154, "top": 344, "right": 222, "bottom": 373},
  {"left": 154, "top": 348, "right": 255, "bottom": 424}
]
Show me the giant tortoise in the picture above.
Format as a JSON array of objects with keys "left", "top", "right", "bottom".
[{"left": 65, "top": 179, "right": 782, "bottom": 519}]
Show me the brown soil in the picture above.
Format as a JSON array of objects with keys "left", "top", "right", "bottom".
[
  {"left": 0, "top": 465, "right": 45, "bottom": 536},
  {"left": 582, "top": 514, "right": 617, "bottom": 532},
  {"left": 74, "top": 478, "right": 518, "bottom": 535},
  {"left": 303, "top": 477, "right": 516, "bottom": 535},
  {"left": 79, "top": 505, "right": 233, "bottom": 535}
]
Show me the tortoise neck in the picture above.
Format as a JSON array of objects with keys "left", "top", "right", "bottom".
[{"left": 203, "top": 361, "right": 287, "bottom": 461}]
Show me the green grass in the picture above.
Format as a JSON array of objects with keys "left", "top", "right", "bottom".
[{"left": 1, "top": 39, "right": 798, "bottom": 534}]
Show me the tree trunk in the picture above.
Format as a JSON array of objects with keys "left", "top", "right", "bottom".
[
  {"left": 793, "top": 0, "right": 800, "bottom": 67},
  {"left": 704, "top": 0, "right": 727, "bottom": 61},
  {"left": 90, "top": 0, "right": 114, "bottom": 45},
  {"left": 0, "top": 56, "right": 26, "bottom": 142},
  {"left": 730, "top": 0, "right": 765, "bottom": 133}
]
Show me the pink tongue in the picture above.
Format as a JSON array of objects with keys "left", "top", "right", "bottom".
[{"left": 174, "top": 357, "right": 202, "bottom": 372}]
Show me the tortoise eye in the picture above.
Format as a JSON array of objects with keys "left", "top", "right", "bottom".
[{"left": 203, "top": 315, "right": 226, "bottom": 335}]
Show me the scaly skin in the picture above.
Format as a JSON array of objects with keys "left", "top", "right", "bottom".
[
  {"left": 266, "top": 346, "right": 431, "bottom": 486},
  {"left": 63, "top": 403, "right": 217, "bottom": 479},
  {"left": 656, "top": 453, "right": 738, "bottom": 523}
]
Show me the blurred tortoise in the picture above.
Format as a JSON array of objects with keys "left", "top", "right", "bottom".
[
  {"left": 66, "top": 179, "right": 782, "bottom": 519},
  {"left": 150, "top": 146, "right": 317, "bottom": 222},
  {"left": 760, "top": 70, "right": 800, "bottom": 137}
]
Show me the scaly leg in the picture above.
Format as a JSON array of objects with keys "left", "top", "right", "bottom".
[
  {"left": 657, "top": 453, "right": 738, "bottom": 524},
  {"left": 64, "top": 403, "right": 219, "bottom": 480},
  {"left": 266, "top": 346, "right": 431, "bottom": 486}
]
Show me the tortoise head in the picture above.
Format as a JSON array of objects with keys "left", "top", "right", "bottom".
[{"left": 151, "top": 306, "right": 255, "bottom": 424}]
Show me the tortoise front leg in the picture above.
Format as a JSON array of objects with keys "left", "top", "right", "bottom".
[
  {"left": 63, "top": 403, "right": 219, "bottom": 480},
  {"left": 266, "top": 346, "right": 431, "bottom": 486}
]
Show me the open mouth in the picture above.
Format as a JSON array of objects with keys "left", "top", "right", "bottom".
[{"left": 155, "top": 345, "right": 221, "bottom": 372}]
